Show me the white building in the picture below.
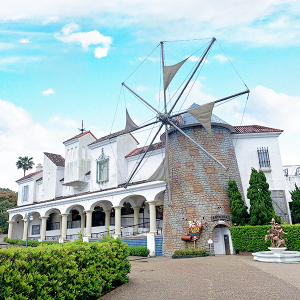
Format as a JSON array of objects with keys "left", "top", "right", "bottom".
[
  {"left": 7, "top": 107, "right": 291, "bottom": 256},
  {"left": 283, "top": 165, "right": 300, "bottom": 204}
]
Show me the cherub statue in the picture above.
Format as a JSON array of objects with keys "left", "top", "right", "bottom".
[{"left": 265, "top": 218, "right": 287, "bottom": 248}]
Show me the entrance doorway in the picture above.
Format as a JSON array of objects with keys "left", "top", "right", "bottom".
[{"left": 212, "top": 225, "right": 233, "bottom": 255}]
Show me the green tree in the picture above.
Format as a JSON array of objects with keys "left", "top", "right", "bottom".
[
  {"left": 16, "top": 156, "right": 34, "bottom": 177},
  {"left": 290, "top": 184, "right": 300, "bottom": 224},
  {"left": 0, "top": 188, "right": 17, "bottom": 233},
  {"left": 228, "top": 179, "right": 249, "bottom": 225},
  {"left": 247, "top": 168, "right": 280, "bottom": 225}
]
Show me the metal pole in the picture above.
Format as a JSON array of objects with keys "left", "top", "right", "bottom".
[
  {"left": 169, "top": 38, "right": 216, "bottom": 115},
  {"left": 122, "top": 83, "right": 160, "bottom": 114},
  {"left": 161, "top": 41, "right": 172, "bottom": 206}
]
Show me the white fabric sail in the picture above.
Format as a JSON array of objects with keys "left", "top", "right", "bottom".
[
  {"left": 187, "top": 101, "right": 215, "bottom": 136},
  {"left": 147, "top": 157, "right": 169, "bottom": 183},
  {"left": 163, "top": 58, "right": 188, "bottom": 91},
  {"left": 124, "top": 109, "right": 139, "bottom": 134}
]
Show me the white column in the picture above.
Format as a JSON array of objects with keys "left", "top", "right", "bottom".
[
  {"left": 147, "top": 201, "right": 157, "bottom": 257},
  {"left": 104, "top": 210, "right": 111, "bottom": 229},
  {"left": 8, "top": 221, "right": 14, "bottom": 239},
  {"left": 114, "top": 206, "right": 122, "bottom": 238},
  {"left": 59, "top": 216, "right": 62, "bottom": 237},
  {"left": 61, "top": 214, "right": 69, "bottom": 239},
  {"left": 85, "top": 210, "right": 93, "bottom": 237},
  {"left": 40, "top": 216, "right": 48, "bottom": 241},
  {"left": 133, "top": 206, "right": 140, "bottom": 234},
  {"left": 80, "top": 213, "right": 85, "bottom": 236},
  {"left": 22, "top": 220, "right": 28, "bottom": 240},
  {"left": 148, "top": 201, "right": 157, "bottom": 234}
]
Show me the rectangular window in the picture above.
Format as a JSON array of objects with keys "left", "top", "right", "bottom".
[
  {"left": 97, "top": 159, "right": 109, "bottom": 182},
  {"left": 75, "top": 146, "right": 77, "bottom": 158},
  {"left": 257, "top": 147, "right": 271, "bottom": 169},
  {"left": 22, "top": 185, "right": 29, "bottom": 202},
  {"left": 71, "top": 148, "right": 73, "bottom": 160},
  {"left": 67, "top": 149, "right": 69, "bottom": 160},
  {"left": 32, "top": 225, "right": 40, "bottom": 235}
]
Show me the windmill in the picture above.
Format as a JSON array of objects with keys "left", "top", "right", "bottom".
[{"left": 114, "top": 38, "right": 249, "bottom": 205}]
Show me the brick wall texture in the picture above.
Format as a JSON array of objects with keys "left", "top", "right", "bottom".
[{"left": 162, "top": 125, "right": 244, "bottom": 256}]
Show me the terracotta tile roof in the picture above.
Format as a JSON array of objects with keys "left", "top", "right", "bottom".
[
  {"left": 44, "top": 152, "right": 65, "bottom": 167},
  {"left": 63, "top": 131, "right": 97, "bottom": 144},
  {"left": 125, "top": 142, "right": 165, "bottom": 158},
  {"left": 89, "top": 130, "right": 125, "bottom": 146},
  {"left": 233, "top": 125, "right": 283, "bottom": 134},
  {"left": 16, "top": 170, "right": 43, "bottom": 183}
]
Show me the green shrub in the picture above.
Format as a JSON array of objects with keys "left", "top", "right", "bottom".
[
  {"left": 127, "top": 246, "right": 149, "bottom": 256},
  {"left": 4, "top": 236, "right": 57, "bottom": 247},
  {"left": 0, "top": 238, "right": 131, "bottom": 299},
  {"left": 230, "top": 224, "right": 300, "bottom": 252},
  {"left": 173, "top": 248, "right": 207, "bottom": 257}
]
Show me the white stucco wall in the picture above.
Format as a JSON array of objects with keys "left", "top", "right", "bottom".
[
  {"left": 17, "top": 177, "right": 39, "bottom": 206},
  {"left": 126, "top": 148, "right": 165, "bottom": 183},
  {"left": 232, "top": 132, "right": 286, "bottom": 208},
  {"left": 43, "top": 155, "right": 60, "bottom": 201},
  {"left": 283, "top": 165, "right": 300, "bottom": 202}
]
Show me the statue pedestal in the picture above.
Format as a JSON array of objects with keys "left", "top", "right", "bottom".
[{"left": 268, "top": 247, "right": 286, "bottom": 256}]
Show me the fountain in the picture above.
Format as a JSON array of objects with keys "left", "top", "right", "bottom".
[{"left": 252, "top": 218, "right": 300, "bottom": 263}]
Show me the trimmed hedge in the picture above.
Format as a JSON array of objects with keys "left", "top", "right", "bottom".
[
  {"left": 230, "top": 224, "right": 300, "bottom": 252},
  {"left": 4, "top": 236, "right": 58, "bottom": 247},
  {"left": 128, "top": 246, "right": 149, "bottom": 257},
  {"left": 0, "top": 238, "right": 131, "bottom": 299},
  {"left": 173, "top": 248, "right": 207, "bottom": 257}
]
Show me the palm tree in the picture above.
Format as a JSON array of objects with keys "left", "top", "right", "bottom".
[{"left": 16, "top": 156, "right": 35, "bottom": 177}]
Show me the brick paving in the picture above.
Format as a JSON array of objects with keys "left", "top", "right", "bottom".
[{"left": 102, "top": 255, "right": 300, "bottom": 300}]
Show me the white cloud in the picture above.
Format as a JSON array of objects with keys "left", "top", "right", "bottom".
[
  {"left": 19, "top": 38, "right": 30, "bottom": 43},
  {"left": 61, "top": 23, "right": 79, "bottom": 35},
  {"left": 1, "top": 1, "right": 299, "bottom": 45},
  {"left": 213, "top": 54, "right": 228, "bottom": 63},
  {"left": 42, "top": 88, "right": 55, "bottom": 95},
  {"left": 136, "top": 85, "right": 149, "bottom": 92},
  {"left": 43, "top": 16, "right": 59, "bottom": 24},
  {"left": 49, "top": 116, "right": 77, "bottom": 128},
  {"left": 94, "top": 45, "right": 110, "bottom": 58},
  {"left": 0, "top": 99, "right": 72, "bottom": 190},
  {"left": 0, "top": 43, "right": 14, "bottom": 51},
  {"left": 138, "top": 57, "right": 156, "bottom": 62},
  {"left": 56, "top": 24, "right": 112, "bottom": 58},
  {"left": 186, "top": 56, "right": 209, "bottom": 63}
]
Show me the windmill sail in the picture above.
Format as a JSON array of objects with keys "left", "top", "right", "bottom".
[
  {"left": 147, "top": 157, "right": 170, "bottom": 183},
  {"left": 163, "top": 58, "right": 188, "bottom": 91},
  {"left": 187, "top": 101, "right": 215, "bottom": 136},
  {"left": 124, "top": 109, "right": 139, "bottom": 134}
]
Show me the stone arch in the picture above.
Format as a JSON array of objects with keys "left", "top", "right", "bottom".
[
  {"left": 90, "top": 200, "right": 113, "bottom": 212},
  {"left": 44, "top": 208, "right": 62, "bottom": 217},
  {"left": 65, "top": 204, "right": 85, "bottom": 215},
  {"left": 154, "top": 190, "right": 165, "bottom": 204},
  {"left": 11, "top": 214, "right": 24, "bottom": 239},
  {"left": 118, "top": 195, "right": 146, "bottom": 208},
  {"left": 210, "top": 221, "right": 233, "bottom": 255},
  {"left": 11, "top": 213, "right": 24, "bottom": 221}
]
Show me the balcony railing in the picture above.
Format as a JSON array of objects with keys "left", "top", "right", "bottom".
[
  {"left": 45, "top": 235, "right": 60, "bottom": 241},
  {"left": 67, "top": 220, "right": 81, "bottom": 229},
  {"left": 47, "top": 222, "right": 60, "bottom": 231}
]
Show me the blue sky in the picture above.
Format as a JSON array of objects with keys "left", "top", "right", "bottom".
[{"left": 1, "top": 0, "right": 300, "bottom": 190}]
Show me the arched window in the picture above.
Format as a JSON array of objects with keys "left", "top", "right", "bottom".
[{"left": 296, "top": 167, "right": 300, "bottom": 176}]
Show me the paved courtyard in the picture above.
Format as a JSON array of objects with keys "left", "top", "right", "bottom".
[{"left": 102, "top": 255, "right": 300, "bottom": 300}]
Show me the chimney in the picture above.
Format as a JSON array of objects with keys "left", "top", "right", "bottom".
[{"left": 36, "top": 163, "right": 43, "bottom": 172}]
